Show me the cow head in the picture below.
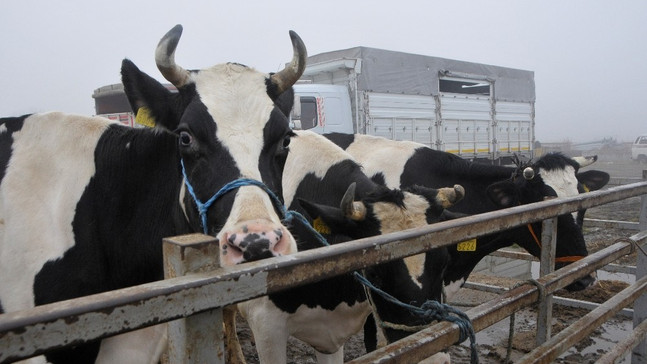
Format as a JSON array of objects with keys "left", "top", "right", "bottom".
[
  {"left": 298, "top": 182, "right": 465, "bottom": 241},
  {"left": 121, "top": 25, "right": 306, "bottom": 265},
  {"left": 486, "top": 152, "right": 609, "bottom": 290}
]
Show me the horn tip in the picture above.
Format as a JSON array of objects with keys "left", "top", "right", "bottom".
[{"left": 454, "top": 184, "right": 465, "bottom": 199}]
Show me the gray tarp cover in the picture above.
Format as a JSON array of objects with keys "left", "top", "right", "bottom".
[{"left": 305, "top": 47, "right": 535, "bottom": 102}]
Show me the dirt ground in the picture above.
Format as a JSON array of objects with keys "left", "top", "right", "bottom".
[{"left": 235, "top": 152, "right": 646, "bottom": 363}]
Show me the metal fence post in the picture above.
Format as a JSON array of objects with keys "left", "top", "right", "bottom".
[
  {"left": 536, "top": 214, "right": 557, "bottom": 346},
  {"left": 632, "top": 171, "right": 647, "bottom": 363},
  {"left": 163, "top": 233, "right": 224, "bottom": 364}
]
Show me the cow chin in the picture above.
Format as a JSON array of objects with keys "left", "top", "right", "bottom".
[{"left": 219, "top": 221, "right": 296, "bottom": 265}]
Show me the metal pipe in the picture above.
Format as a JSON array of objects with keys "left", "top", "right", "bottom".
[
  {"left": 516, "top": 275, "right": 647, "bottom": 364},
  {"left": 458, "top": 283, "right": 634, "bottom": 318},
  {"left": 347, "top": 241, "right": 633, "bottom": 364},
  {"left": 597, "top": 318, "right": 647, "bottom": 364},
  {"left": 536, "top": 216, "right": 557, "bottom": 345}
]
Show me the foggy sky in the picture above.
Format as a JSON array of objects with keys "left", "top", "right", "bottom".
[{"left": 1, "top": 0, "right": 645, "bottom": 143}]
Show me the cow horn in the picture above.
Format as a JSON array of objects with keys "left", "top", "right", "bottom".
[
  {"left": 523, "top": 167, "right": 535, "bottom": 180},
  {"left": 269, "top": 30, "right": 307, "bottom": 96},
  {"left": 340, "top": 183, "right": 366, "bottom": 221},
  {"left": 572, "top": 155, "right": 598, "bottom": 168},
  {"left": 155, "top": 24, "right": 191, "bottom": 87},
  {"left": 437, "top": 184, "right": 465, "bottom": 208}
]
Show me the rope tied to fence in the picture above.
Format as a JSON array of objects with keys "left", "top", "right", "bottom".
[
  {"left": 180, "top": 167, "right": 479, "bottom": 363},
  {"left": 614, "top": 236, "right": 647, "bottom": 258},
  {"left": 355, "top": 271, "right": 479, "bottom": 363}
]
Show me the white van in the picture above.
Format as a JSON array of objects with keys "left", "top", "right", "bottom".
[{"left": 632, "top": 134, "right": 647, "bottom": 162}]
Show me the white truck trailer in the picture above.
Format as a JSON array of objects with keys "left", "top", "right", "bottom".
[{"left": 291, "top": 47, "right": 536, "bottom": 163}]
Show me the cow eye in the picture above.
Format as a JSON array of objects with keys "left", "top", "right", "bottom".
[
  {"left": 179, "top": 131, "right": 193, "bottom": 147},
  {"left": 282, "top": 136, "right": 291, "bottom": 148}
]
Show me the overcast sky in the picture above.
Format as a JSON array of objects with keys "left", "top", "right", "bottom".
[{"left": 1, "top": 1, "right": 645, "bottom": 143}]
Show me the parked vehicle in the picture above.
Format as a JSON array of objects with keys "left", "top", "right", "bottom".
[
  {"left": 632, "top": 134, "right": 647, "bottom": 163},
  {"left": 290, "top": 47, "right": 535, "bottom": 163}
]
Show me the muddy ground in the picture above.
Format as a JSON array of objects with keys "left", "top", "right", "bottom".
[{"left": 235, "top": 152, "right": 645, "bottom": 363}]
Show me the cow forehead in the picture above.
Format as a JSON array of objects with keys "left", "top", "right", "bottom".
[
  {"left": 538, "top": 165, "right": 579, "bottom": 197},
  {"left": 371, "top": 192, "right": 431, "bottom": 233},
  {"left": 192, "top": 64, "right": 277, "bottom": 179}
]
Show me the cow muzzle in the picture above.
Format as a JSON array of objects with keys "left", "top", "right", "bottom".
[{"left": 220, "top": 221, "right": 294, "bottom": 265}]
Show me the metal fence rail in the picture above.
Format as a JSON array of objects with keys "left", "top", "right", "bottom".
[
  {"left": 1, "top": 182, "right": 647, "bottom": 363},
  {"left": 347, "top": 240, "right": 636, "bottom": 364}
]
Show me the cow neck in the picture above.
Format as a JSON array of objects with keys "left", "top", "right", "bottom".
[{"left": 525, "top": 221, "right": 584, "bottom": 263}]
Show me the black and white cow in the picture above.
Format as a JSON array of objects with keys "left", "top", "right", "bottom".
[
  {"left": 325, "top": 133, "right": 609, "bottom": 348},
  {"left": 0, "top": 25, "right": 306, "bottom": 363},
  {"left": 236, "top": 130, "right": 464, "bottom": 364}
]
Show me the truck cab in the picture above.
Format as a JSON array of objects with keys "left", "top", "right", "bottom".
[{"left": 290, "top": 84, "right": 354, "bottom": 134}]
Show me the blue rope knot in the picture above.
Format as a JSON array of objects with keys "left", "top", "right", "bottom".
[{"left": 354, "top": 270, "right": 478, "bottom": 363}]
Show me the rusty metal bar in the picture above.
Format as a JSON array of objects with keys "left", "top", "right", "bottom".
[
  {"left": 162, "top": 234, "right": 224, "bottom": 364},
  {"left": 536, "top": 216, "right": 557, "bottom": 345},
  {"left": 1, "top": 183, "right": 646, "bottom": 362},
  {"left": 604, "top": 263, "right": 637, "bottom": 275},
  {"left": 553, "top": 296, "right": 633, "bottom": 319},
  {"left": 584, "top": 218, "right": 640, "bottom": 231},
  {"left": 516, "top": 274, "right": 647, "bottom": 364},
  {"left": 457, "top": 283, "right": 634, "bottom": 318},
  {"left": 598, "top": 318, "right": 647, "bottom": 364},
  {"left": 347, "top": 241, "right": 633, "bottom": 364},
  {"left": 490, "top": 249, "right": 536, "bottom": 261}
]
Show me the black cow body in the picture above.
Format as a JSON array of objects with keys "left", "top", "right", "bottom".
[
  {"left": 0, "top": 25, "right": 306, "bottom": 364},
  {"left": 325, "top": 132, "right": 609, "bottom": 348}
]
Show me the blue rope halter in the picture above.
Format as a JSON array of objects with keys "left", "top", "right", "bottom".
[
  {"left": 180, "top": 159, "right": 310, "bottom": 234},
  {"left": 180, "top": 159, "right": 478, "bottom": 363}
]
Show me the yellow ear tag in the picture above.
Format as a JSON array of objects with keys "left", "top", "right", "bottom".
[
  {"left": 135, "top": 107, "right": 156, "bottom": 127},
  {"left": 457, "top": 239, "right": 477, "bottom": 252},
  {"left": 312, "top": 217, "right": 331, "bottom": 235},
  {"left": 581, "top": 184, "right": 590, "bottom": 193}
]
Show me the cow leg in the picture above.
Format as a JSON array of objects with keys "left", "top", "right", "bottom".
[
  {"left": 224, "top": 305, "right": 246, "bottom": 364},
  {"left": 95, "top": 324, "right": 167, "bottom": 364},
  {"left": 238, "top": 297, "right": 289, "bottom": 364},
  {"left": 314, "top": 346, "right": 344, "bottom": 364}
]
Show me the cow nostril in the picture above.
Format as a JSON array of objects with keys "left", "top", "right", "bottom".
[
  {"left": 274, "top": 229, "right": 283, "bottom": 240},
  {"left": 226, "top": 234, "right": 244, "bottom": 253}
]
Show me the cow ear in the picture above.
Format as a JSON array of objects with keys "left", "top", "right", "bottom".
[
  {"left": 486, "top": 181, "right": 518, "bottom": 208},
  {"left": 121, "top": 59, "right": 182, "bottom": 130},
  {"left": 577, "top": 170, "right": 610, "bottom": 192},
  {"left": 297, "top": 198, "right": 348, "bottom": 234},
  {"left": 273, "top": 87, "right": 295, "bottom": 117}
]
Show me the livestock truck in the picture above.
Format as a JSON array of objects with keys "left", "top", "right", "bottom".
[
  {"left": 290, "top": 47, "right": 536, "bottom": 163},
  {"left": 93, "top": 47, "right": 535, "bottom": 163}
]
